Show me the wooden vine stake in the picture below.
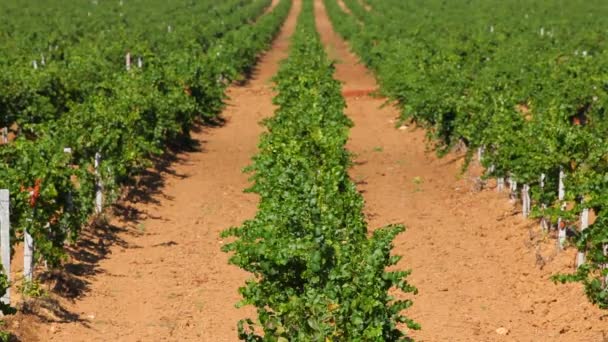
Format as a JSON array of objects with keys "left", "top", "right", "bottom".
[
  {"left": 522, "top": 184, "right": 530, "bottom": 218},
  {"left": 576, "top": 207, "right": 589, "bottom": 268},
  {"left": 1, "top": 127, "right": 7, "bottom": 144},
  {"left": 0, "top": 190, "right": 10, "bottom": 305},
  {"left": 557, "top": 167, "right": 566, "bottom": 249},
  {"left": 125, "top": 52, "right": 131, "bottom": 71},
  {"left": 94, "top": 152, "right": 103, "bottom": 214}
]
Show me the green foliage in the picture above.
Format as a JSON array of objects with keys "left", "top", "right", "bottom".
[
  {"left": 324, "top": 0, "right": 608, "bottom": 308},
  {"left": 0, "top": 328, "right": 9, "bottom": 342},
  {"left": 0, "top": 319, "right": 11, "bottom": 342},
  {"left": 222, "top": 1, "right": 418, "bottom": 340},
  {"left": 19, "top": 279, "right": 46, "bottom": 299},
  {"left": 0, "top": 0, "right": 290, "bottom": 276},
  {"left": 553, "top": 212, "right": 608, "bottom": 309},
  {"left": 0, "top": 267, "right": 15, "bottom": 316}
]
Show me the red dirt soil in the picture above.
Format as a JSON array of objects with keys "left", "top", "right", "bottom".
[
  {"left": 14, "top": 0, "right": 608, "bottom": 341},
  {"left": 314, "top": 1, "right": 606, "bottom": 341}
]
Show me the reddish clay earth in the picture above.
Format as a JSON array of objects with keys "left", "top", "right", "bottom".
[{"left": 11, "top": 0, "right": 608, "bottom": 341}]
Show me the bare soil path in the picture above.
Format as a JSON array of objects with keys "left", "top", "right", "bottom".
[
  {"left": 18, "top": 1, "right": 301, "bottom": 341},
  {"left": 314, "top": 1, "right": 606, "bottom": 341}
]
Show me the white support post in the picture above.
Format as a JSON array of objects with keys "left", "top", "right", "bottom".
[
  {"left": 557, "top": 167, "right": 566, "bottom": 249},
  {"left": 23, "top": 229, "right": 33, "bottom": 282},
  {"left": 167, "top": 25, "right": 172, "bottom": 33},
  {"left": 125, "top": 52, "right": 131, "bottom": 71},
  {"left": 540, "top": 173, "right": 545, "bottom": 188},
  {"left": 0, "top": 190, "right": 10, "bottom": 305},
  {"left": 40, "top": 53, "right": 46, "bottom": 66},
  {"left": 576, "top": 207, "right": 589, "bottom": 268},
  {"left": 95, "top": 152, "right": 103, "bottom": 214},
  {"left": 32, "top": 60, "right": 38, "bottom": 70},
  {"left": 558, "top": 168, "right": 565, "bottom": 202},
  {"left": 477, "top": 146, "right": 485, "bottom": 164},
  {"left": 603, "top": 244, "right": 608, "bottom": 288},
  {"left": 497, "top": 177, "right": 504, "bottom": 192},
  {"left": 64, "top": 148, "right": 74, "bottom": 235},
  {"left": 137, "top": 56, "right": 143, "bottom": 69},
  {"left": 509, "top": 176, "right": 518, "bottom": 202},
  {"left": 522, "top": 184, "right": 530, "bottom": 218},
  {"left": 540, "top": 173, "right": 548, "bottom": 231}
]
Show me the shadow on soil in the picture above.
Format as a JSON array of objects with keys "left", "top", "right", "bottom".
[{"left": 8, "top": 126, "right": 217, "bottom": 335}]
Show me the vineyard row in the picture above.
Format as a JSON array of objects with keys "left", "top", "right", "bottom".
[
  {"left": 221, "top": 0, "right": 418, "bottom": 339},
  {"left": 324, "top": 0, "right": 608, "bottom": 308},
  {"left": 0, "top": 0, "right": 290, "bottom": 310}
]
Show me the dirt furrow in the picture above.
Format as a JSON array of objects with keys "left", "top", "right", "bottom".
[{"left": 313, "top": 1, "right": 605, "bottom": 341}]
